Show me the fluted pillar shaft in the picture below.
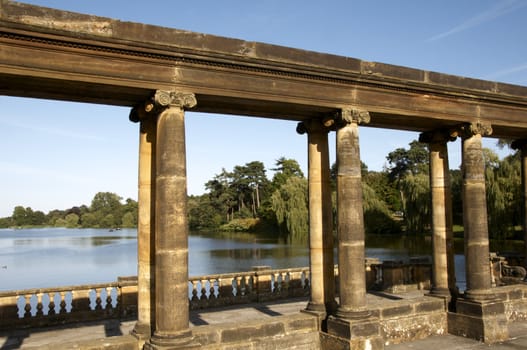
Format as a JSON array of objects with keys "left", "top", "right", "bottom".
[
  {"left": 335, "top": 108, "right": 370, "bottom": 317},
  {"left": 461, "top": 122, "right": 493, "bottom": 299},
  {"left": 297, "top": 120, "right": 336, "bottom": 315}
]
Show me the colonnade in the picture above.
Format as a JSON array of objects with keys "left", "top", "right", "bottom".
[{"left": 129, "top": 90, "right": 525, "bottom": 349}]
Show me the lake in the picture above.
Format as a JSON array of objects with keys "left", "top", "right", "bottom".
[{"left": 0, "top": 228, "right": 522, "bottom": 292}]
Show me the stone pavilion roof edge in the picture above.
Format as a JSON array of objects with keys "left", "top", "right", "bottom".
[{"left": 1, "top": 0, "right": 527, "bottom": 102}]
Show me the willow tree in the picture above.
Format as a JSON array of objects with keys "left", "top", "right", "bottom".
[
  {"left": 270, "top": 176, "right": 308, "bottom": 243},
  {"left": 362, "top": 183, "right": 401, "bottom": 234},
  {"left": 485, "top": 149, "right": 521, "bottom": 239},
  {"left": 399, "top": 173, "right": 430, "bottom": 234}
]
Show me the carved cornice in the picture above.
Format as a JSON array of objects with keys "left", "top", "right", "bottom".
[
  {"left": 419, "top": 129, "right": 458, "bottom": 144},
  {"left": 129, "top": 90, "right": 196, "bottom": 123},
  {"left": 458, "top": 121, "right": 493, "bottom": 138}
]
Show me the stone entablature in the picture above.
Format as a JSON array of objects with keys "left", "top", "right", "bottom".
[{"left": 2, "top": 1, "right": 527, "bottom": 138}]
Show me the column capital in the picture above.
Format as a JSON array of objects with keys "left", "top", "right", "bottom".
[
  {"left": 458, "top": 121, "right": 493, "bottom": 138},
  {"left": 337, "top": 107, "right": 370, "bottom": 127},
  {"left": 130, "top": 90, "right": 196, "bottom": 123},
  {"left": 511, "top": 139, "right": 527, "bottom": 151},
  {"left": 296, "top": 119, "right": 331, "bottom": 135},
  {"left": 419, "top": 128, "right": 458, "bottom": 144}
]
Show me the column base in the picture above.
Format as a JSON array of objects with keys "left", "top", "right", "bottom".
[
  {"left": 144, "top": 330, "right": 199, "bottom": 350},
  {"left": 426, "top": 287, "right": 453, "bottom": 310},
  {"left": 449, "top": 296, "right": 509, "bottom": 344},
  {"left": 131, "top": 321, "right": 152, "bottom": 340},
  {"left": 304, "top": 301, "right": 327, "bottom": 315},
  {"left": 327, "top": 313, "right": 384, "bottom": 350}
]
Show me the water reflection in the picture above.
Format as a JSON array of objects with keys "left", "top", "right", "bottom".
[{"left": 0, "top": 228, "right": 523, "bottom": 292}]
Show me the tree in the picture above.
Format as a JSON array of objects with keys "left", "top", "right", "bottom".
[
  {"left": 121, "top": 212, "right": 136, "bottom": 228},
  {"left": 270, "top": 177, "right": 308, "bottom": 243},
  {"left": 485, "top": 150, "right": 521, "bottom": 239},
  {"left": 386, "top": 140, "right": 429, "bottom": 182},
  {"left": 64, "top": 213, "right": 79, "bottom": 228},
  {"left": 90, "top": 192, "right": 123, "bottom": 227},
  {"left": 271, "top": 157, "right": 304, "bottom": 190},
  {"left": 399, "top": 173, "right": 430, "bottom": 234},
  {"left": 362, "top": 183, "right": 401, "bottom": 234}
]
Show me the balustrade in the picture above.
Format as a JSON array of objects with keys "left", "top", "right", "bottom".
[{"left": 0, "top": 260, "right": 430, "bottom": 330}]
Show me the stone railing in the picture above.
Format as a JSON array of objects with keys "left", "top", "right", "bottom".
[{"left": 0, "top": 259, "right": 431, "bottom": 330}]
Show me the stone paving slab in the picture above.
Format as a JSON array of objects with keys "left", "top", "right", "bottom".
[
  {"left": 2, "top": 292, "right": 526, "bottom": 349},
  {"left": 386, "top": 321, "right": 527, "bottom": 350}
]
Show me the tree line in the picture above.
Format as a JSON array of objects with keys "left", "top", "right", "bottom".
[
  {"left": 0, "top": 192, "right": 138, "bottom": 229},
  {"left": 1, "top": 140, "right": 522, "bottom": 243}
]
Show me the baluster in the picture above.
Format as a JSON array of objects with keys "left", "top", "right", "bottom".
[
  {"left": 105, "top": 287, "right": 113, "bottom": 310},
  {"left": 95, "top": 288, "right": 103, "bottom": 310},
  {"left": 23, "top": 294, "right": 32, "bottom": 318},
  {"left": 191, "top": 280, "right": 199, "bottom": 301},
  {"left": 274, "top": 273, "right": 280, "bottom": 293},
  {"left": 48, "top": 292, "right": 56, "bottom": 316},
  {"left": 283, "top": 272, "right": 290, "bottom": 293},
  {"left": 303, "top": 270, "right": 310, "bottom": 293},
  {"left": 59, "top": 291, "right": 67, "bottom": 314},
  {"left": 215, "top": 278, "right": 222, "bottom": 299},
  {"left": 209, "top": 279, "right": 216, "bottom": 299},
  {"left": 200, "top": 279, "right": 208, "bottom": 300},
  {"left": 235, "top": 276, "right": 242, "bottom": 297},
  {"left": 36, "top": 292, "right": 44, "bottom": 317},
  {"left": 240, "top": 276, "right": 247, "bottom": 296}
]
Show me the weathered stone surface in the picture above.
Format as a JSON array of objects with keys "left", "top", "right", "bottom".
[
  {"left": 381, "top": 313, "right": 447, "bottom": 345},
  {"left": 415, "top": 299, "right": 444, "bottom": 313},
  {"left": 381, "top": 305, "right": 412, "bottom": 318},
  {"left": 361, "top": 61, "right": 425, "bottom": 82},
  {"left": 221, "top": 322, "right": 285, "bottom": 343}
]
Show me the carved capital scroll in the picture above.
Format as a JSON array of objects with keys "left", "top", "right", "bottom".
[
  {"left": 458, "top": 121, "right": 493, "bottom": 138},
  {"left": 130, "top": 90, "right": 197, "bottom": 123},
  {"left": 154, "top": 90, "right": 197, "bottom": 109},
  {"left": 296, "top": 119, "right": 329, "bottom": 135},
  {"left": 511, "top": 139, "right": 527, "bottom": 151},
  {"left": 338, "top": 107, "right": 370, "bottom": 127},
  {"left": 419, "top": 128, "right": 458, "bottom": 144}
]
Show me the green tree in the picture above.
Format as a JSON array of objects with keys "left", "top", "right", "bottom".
[
  {"left": 64, "top": 213, "right": 79, "bottom": 228},
  {"left": 80, "top": 212, "right": 98, "bottom": 228},
  {"left": 485, "top": 150, "right": 521, "bottom": 239},
  {"left": 399, "top": 173, "right": 430, "bottom": 234},
  {"left": 12, "top": 206, "right": 31, "bottom": 226},
  {"left": 121, "top": 212, "right": 136, "bottom": 228},
  {"left": 386, "top": 140, "right": 429, "bottom": 181},
  {"left": 270, "top": 176, "right": 308, "bottom": 243},
  {"left": 90, "top": 192, "right": 123, "bottom": 227},
  {"left": 362, "top": 183, "right": 401, "bottom": 234},
  {"left": 271, "top": 157, "right": 304, "bottom": 190}
]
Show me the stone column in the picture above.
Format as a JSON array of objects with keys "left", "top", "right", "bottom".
[
  {"left": 419, "top": 130, "right": 457, "bottom": 299},
  {"left": 511, "top": 139, "right": 527, "bottom": 267},
  {"left": 297, "top": 119, "right": 336, "bottom": 316},
  {"left": 145, "top": 90, "right": 197, "bottom": 350},
  {"left": 460, "top": 122, "right": 493, "bottom": 299},
  {"left": 129, "top": 104, "right": 157, "bottom": 339},
  {"left": 334, "top": 108, "right": 369, "bottom": 317},
  {"left": 449, "top": 121, "right": 508, "bottom": 344},
  {"left": 327, "top": 108, "right": 383, "bottom": 350}
]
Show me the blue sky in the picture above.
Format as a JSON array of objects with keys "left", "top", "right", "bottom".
[{"left": 1, "top": 0, "right": 527, "bottom": 217}]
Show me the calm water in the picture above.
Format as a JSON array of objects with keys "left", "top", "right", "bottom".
[{"left": 0, "top": 228, "right": 522, "bottom": 292}]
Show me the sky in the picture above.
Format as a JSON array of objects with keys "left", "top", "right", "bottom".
[{"left": 1, "top": 0, "right": 527, "bottom": 217}]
